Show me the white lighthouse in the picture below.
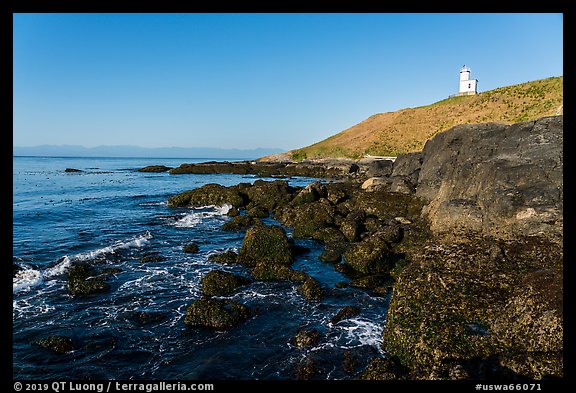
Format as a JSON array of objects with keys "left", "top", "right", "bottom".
[{"left": 458, "top": 65, "right": 478, "bottom": 96}]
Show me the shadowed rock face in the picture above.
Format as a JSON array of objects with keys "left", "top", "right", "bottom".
[{"left": 416, "top": 116, "right": 563, "bottom": 241}]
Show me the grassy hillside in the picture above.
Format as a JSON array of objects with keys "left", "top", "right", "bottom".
[{"left": 284, "top": 76, "right": 563, "bottom": 160}]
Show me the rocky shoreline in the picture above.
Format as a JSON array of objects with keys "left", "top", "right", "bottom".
[{"left": 36, "top": 116, "right": 562, "bottom": 380}]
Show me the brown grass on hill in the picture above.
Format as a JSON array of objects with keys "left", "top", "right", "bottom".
[{"left": 276, "top": 76, "right": 562, "bottom": 161}]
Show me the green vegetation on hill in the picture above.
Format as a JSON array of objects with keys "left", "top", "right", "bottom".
[{"left": 282, "top": 76, "right": 563, "bottom": 160}]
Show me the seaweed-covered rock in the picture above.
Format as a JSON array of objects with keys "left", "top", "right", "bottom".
[
  {"left": 290, "top": 182, "right": 327, "bottom": 206},
  {"left": 382, "top": 236, "right": 563, "bottom": 380},
  {"left": 138, "top": 165, "right": 172, "bottom": 173},
  {"left": 183, "top": 242, "right": 200, "bottom": 253},
  {"left": 184, "top": 298, "right": 250, "bottom": 329},
  {"left": 250, "top": 261, "right": 309, "bottom": 282},
  {"left": 35, "top": 335, "right": 75, "bottom": 354},
  {"left": 293, "top": 329, "right": 320, "bottom": 347},
  {"left": 340, "top": 211, "right": 366, "bottom": 242},
  {"left": 221, "top": 215, "right": 259, "bottom": 231},
  {"left": 200, "top": 270, "right": 251, "bottom": 296},
  {"left": 330, "top": 306, "right": 361, "bottom": 324},
  {"left": 277, "top": 200, "right": 336, "bottom": 239},
  {"left": 167, "top": 183, "right": 246, "bottom": 208},
  {"left": 208, "top": 250, "right": 238, "bottom": 264},
  {"left": 67, "top": 263, "right": 111, "bottom": 296},
  {"left": 318, "top": 244, "right": 345, "bottom": 263},
  {"left": 297, "top": 277, "right": 324, "bottom": 301},
  {"left": 140, "top": 253, "right": 166, "bottom": 263},
  {"left": 343, "top": 232, "right": 401, "bottom": 275},
  {"left": 65, "top": 168, "right": 83, "bottom": 173},
  {"left": 246, "top": 180, "right": 295, "bottom": 211},
  {"left": 237, "top": 223, "right": 294, "bottom": 268},
  {"left": 360, "top": 356, "right": 410, "bottom": 380}
]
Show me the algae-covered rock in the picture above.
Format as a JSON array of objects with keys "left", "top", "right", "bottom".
[
  {"left": 297, "top": 277, "right": 324, "bottom": 301},
  {"left": 200, "top": 270, "right": 251, "bottom": 296},
  {"left": 277, "top": 200, "right": 336, "bottom": 239},
  {"left": 343, "top": 232, "right": 401, "bottom": 275},
  {"left": 293, "top": 329, "right": 320, "bottom": 347},
  {"left": 246, "top": 180, "right": 295, "bottom": 211},
  {"left": 184, "top": 298, "right": 250, "bottom": 329},
  {"left": 167, "top": 183, "right": 246, "bottom": 208},
  {"left": 340, "top": 210, "right": 365, "bottom": 242},
  {"left": 138, "top": 165, "right": 172, "bottom": 173},
  {"left": 330, "top": 306, "right": 361, "bottom": 324},
  {"left": 382, "top": 236, "right": 563, "bottom": 380},
  {"left": 183, "top": 242, "right": 200, "bottom": 253},
  {"left": 250, "top": 261, "right": 309, "bottom": 282},
  {"left": 208, "top": 250, "right": 238, "bottom": 264},
  {"left": 67, "top": 263, "right": 111, "bottom": 296},
  {"left": 290, "top": 182, "right": 327, "bottom": 206},
  {"left": 221, "top": 215, "right": 259, "bottom": 231},
  {"left": 35, "top": 335, "right": 75, "bottom": 354},
  {"left": 237, "top": 223, "right": 294, "bottom": 268}
]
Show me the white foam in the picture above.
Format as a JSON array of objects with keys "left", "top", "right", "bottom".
[
  {"left": 337, "top": 317, "right": 384, "bottom": 352},
  {"left": 13, "top": 232, "right": 153, "bottom": 293},
  {"left": 173, "top": 204, "right": 232, "bottom": 228},
  {"left": 13, "top": 268, "right": 43, "bottom": 292}
]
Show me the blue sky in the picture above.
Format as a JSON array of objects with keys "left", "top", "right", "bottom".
[{"left": 13, "top": 13, "right": 563, "bottom": 151}]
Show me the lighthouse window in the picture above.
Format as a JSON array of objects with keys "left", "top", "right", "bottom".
[{"left": 468, "top": 83, "right": 471, "bottom": 88}]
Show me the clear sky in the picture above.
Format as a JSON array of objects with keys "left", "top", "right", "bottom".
[{"left": 13, "top": 13, "right": 563, "bottom": 151}]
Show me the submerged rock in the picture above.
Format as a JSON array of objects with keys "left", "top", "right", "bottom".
[
  {"left": 330, "top": 306, "right": 361, "bottom": 324},
  {"left": 35, "top": 335, "right": 75, "bottom": 354},
  {"left": 293, "top": 328, "right": 320, "bottom": 347},
  {"left": 184, "top": 298, "right": 250, "bottom": 330},
  {"left": 67, "top": 263, "right": 111, "bottom": 296},
  {"left": 183, "top": 242, "right": 200, "bottom": 254},
  {"left": 221, "top": 215, "right": 259, "bottom": 231}
]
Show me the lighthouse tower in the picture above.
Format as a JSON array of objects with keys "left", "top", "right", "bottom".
[{"left": 458, "top": 65, "right": 478, "bottom": 96}]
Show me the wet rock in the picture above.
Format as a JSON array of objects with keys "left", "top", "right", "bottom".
[
  {"left": 65, "top": 168, "right": 83, "bottom": 173},
  {"left": 293, "top": 329, "right": 320, "bottom": 347},
  {"left": 67, "top": 263, "right": 111, "bottom": 296},
  {"left": 127, "top": 311, "right": 167, "bottom": 326},
  {"left": 382, "top": 236, "right": 563, "bottom": 380},
  {"left": 167, "top": 183, "right": 246, "bottom": 208},
  {"left": 221, "top": 215, "right": 259, "bottom": 231},
  {"left": 294, "top": 355, "right": 323, "bottom": 380},
  {"left": 200, "top": 270, "right": 251, "bottom": 297},
  {"left": 140, "top": 253, "right": 165, "bottom": 263},
  {"left": 343, "top": 232, "right": 401, "bottom": 275},
  {"left": 250, "top": 261, "right": 309, "bottom": 282},
  {"left": 340, "top": 210, "right": 365, "bottom": 242},
  {"left": 330, "top": 306, "right": 361, "bottom": 324},
  {"left": 360, "top": 356, "right": 410, "bottom": 380},
  {"left": 35, "top": 335, "right": 75, "bottom": 354},
  {"left": 208, "top": 250, "right": 238, "bottom": 264},
  {"left": 138, "top": 165, "right": 172, "bottom": 173},
  {"left": 184, "top": 298, "right": 250, "bottom": 330},
  {"left": 246, "top": 180, "right": 295, "bottom": 211},
  {"left": 245, "top": 205, "right": 269, "bottom": 218},
  {"left": 297, "top": 277, "right": 324, "bottom": 301},
  {"left": 183, "top": 242, "right": 200, "bottom": 254},
  {"left": 318, "top": 244, "right": 344, "bottom": 263},
  {"left": 348, "top": 275, "right": 392, "bottom": 291},
  {"left": 13, "top": 262, "right": 23, "bottom": 277},
  {"left": 290, "top": 181, "right": 327, "bottom": 206},
  {"left": 237, "top": 223, "right": 294, "bottom": 268},
  {"left": 276, "top": 200, "right": 336, "bottom": 239}
]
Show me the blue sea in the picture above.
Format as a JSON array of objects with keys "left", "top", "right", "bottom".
[{"left": 12, "top": 156, "right": 389, "bottom": 380}]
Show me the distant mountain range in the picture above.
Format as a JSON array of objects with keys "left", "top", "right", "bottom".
[{"left": 13, "top": 145, "right": 286, "bottom": 160}]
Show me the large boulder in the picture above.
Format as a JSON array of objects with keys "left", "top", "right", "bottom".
[
  {"left": 245, "top": 180, "right": 295, "bottom": 211},
  {"left": 416, "top": 116, "right": 563, "bottom": 240},
  {"left": 276, "top": 200, "right": 337, "bottom": 240},
  {"left": 67, "top": 263, "right": 111, "bottom": 296},
  {"left": 237, "top": 223, "right": 294, "bottom": 267},
  {"left": 382, "top": 236, "right": 563, "bottom": 379},
  {"left": 343, "top": 232, "right": 402, "bottom": 275}
]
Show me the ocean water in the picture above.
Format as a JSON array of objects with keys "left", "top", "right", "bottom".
[{"left": 12, "top": 156, "right": 389, "bottom": 380}]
